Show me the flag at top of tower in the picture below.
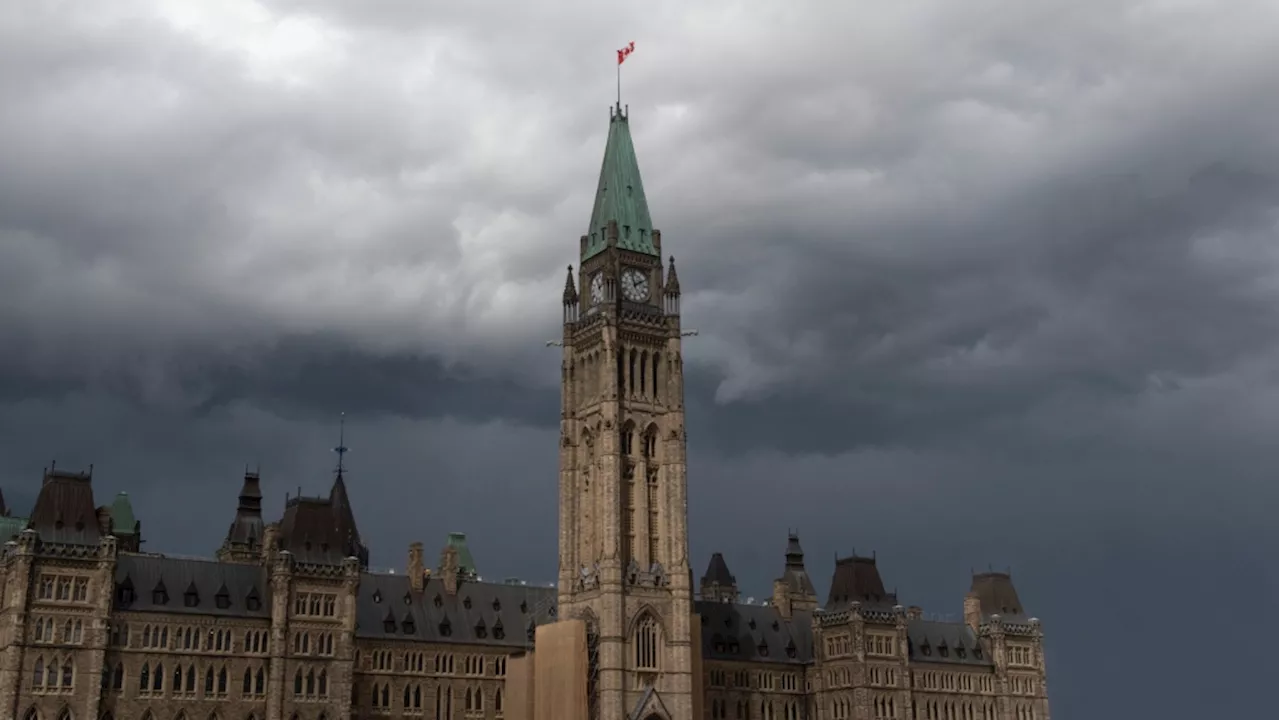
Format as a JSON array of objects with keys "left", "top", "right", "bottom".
[{"left": 617, "top": 41, "right": 636, "bottom": 64}]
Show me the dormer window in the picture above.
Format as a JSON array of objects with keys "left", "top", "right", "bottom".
[
  {"left": 372, "top": 590, "right": 382, "bottom": 604},
  {"left": 463, "top": 597, "right": 472, "bottom": 610},
  {"left": 921, "top": 643, "right": 932, "bottom": 657},
  {"left": 786, "top": 641, "right": 797, "bottom": 659},
  {"left": 403, "top": 592, "right": 412, "bottom": 606},
  {"left": 492, "top": 598, "right": 501, "bottom": 612},
  {"left": 439, "top": 618, "right": 452, "bottom": 637},
  {"left": 493, "top": 620, "right": 505, "bottom": 640},
  {"left": 245, "top": 590, "right": 261, "bottom": 612},
  {"left": 383, "top": 617, "right": 396, "bottom": 633},
  {"left": 152, "top": 582, "right": 169, "bottom": 606},
  {"left": 215, "top": 588, "right": 231, "bottom": 610},
  {"left": 974, "top": 647, "right": 984, "bottom": 659},
  {"left": 117, "top": 579, "right": 135, "bottom": 606},
  {"left": 748, "top": 618, "right": 756, "bottom": 630},
  {"left": 939, "top": 645, "right": 949, "bottom": 658},
  {"left": 519, "top": 601, "right": 528, "bottom": 614},
  {"left": 475, "top": 621, "right": 487, "bottom": 639},
  {"left": 433, "top": 594, "right": 443, "bottom": 608},
  {"left": 956, "top": 646, "right": 967, "bottom": 659},
  {"left": 757, "top": 641, "right": 769, "bottom": 657},
  {"left": 403, "top": 617, "right": 416, "bottom": 635}
]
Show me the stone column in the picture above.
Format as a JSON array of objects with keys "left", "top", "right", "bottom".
[
  {"left": 82, "top": 535, "right": 118, "bottom": 720},
  {"left": 266, "top": 550, "right": 293, "bottom": 720},
  {"left": 0, "top": 531, "right": 37, "bottom": 720}
]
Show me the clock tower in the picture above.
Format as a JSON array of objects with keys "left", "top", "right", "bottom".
[{"left": 557, "top": 103, "right": 694, "bottom": 720}]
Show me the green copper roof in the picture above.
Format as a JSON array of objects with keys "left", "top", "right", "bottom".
[
  {"left": 0, "top": 515, "right": 27, "bottom": 542},
  {"left": 583, "top": 107, "right": 657, "bottom": 260},
  {"left": 110, "top": 492, "right": 137, "bottom": 535},
  {"left": 443, "top": 531, "right": 479, "bottom": 578}
]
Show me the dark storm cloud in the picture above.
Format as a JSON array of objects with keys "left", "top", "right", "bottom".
[{"left": 0, "top": 2, "right": 1275, "bottom": 719}]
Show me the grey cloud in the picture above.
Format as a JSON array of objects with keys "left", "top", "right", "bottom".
[{"left": 0, "top": 2, "right": 1275, "bottom": 718}]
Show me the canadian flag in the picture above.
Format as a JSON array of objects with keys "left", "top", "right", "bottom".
[{"left": 617, "top": 41, "right": 636, "bottom": 65}]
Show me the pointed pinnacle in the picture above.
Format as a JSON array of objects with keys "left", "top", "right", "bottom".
[
  {"left": 562, "top": 265, "right": 579, "bottom": 304},
  {"left": 665, "top": 256, "right": 680, "bottom": 295}
]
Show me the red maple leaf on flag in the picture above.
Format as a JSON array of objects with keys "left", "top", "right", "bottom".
[{"left": 617, "top": 41, "right": 636, "bottom": 65}]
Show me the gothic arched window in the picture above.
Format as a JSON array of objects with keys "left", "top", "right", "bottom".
[{"left": 633, "top": 614, "right": 659, "bottom": 670}]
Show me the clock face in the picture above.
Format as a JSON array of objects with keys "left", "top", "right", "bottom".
[
  {"left": 589, "top": 273, "right": 605, "bottom": 305},
  {"left": 621, "top": 268, "right": 649, "bottom": 302}
]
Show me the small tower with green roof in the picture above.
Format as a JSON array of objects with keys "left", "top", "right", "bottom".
[{"left": 108, "top": 491, "right": 141, "bottom": 552}]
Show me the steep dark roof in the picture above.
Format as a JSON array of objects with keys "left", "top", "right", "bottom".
[
  {"left": 225, "top": 472, "right": 264, "bottom": 547},
  {"left": 701, "top": 553, "right": 736, "bottom": 587},
  {"left": 696, "top": 601, "right": 813, "bottom": 665},
  {"left": 827, "top": 554, "right": 895, "bottom": 608},
  {"left": 906, "top": 619, "right": 994, "bottom": 667},
  {"left": 970, "top": 572, "right": 1026, "bottom": 619},
  {"left": 354, "top": 573, "right": 557, "bottom": 646},
  {"left": 277, "top": 474, "right": 369, "bottom": 567},
  {"left": 114, "top": 554, "right": 271, "bottom": 619},
  {"left": 28, "top": 468, "right": 101, "bottom": 545}
]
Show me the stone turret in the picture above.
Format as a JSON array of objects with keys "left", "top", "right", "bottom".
[{"left": 772, "top": 532, "right": 819, "bottom": 618}]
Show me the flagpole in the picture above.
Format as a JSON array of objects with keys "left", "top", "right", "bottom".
[{"left": 617, "top": 61, "right": 621, "bottom": 107}]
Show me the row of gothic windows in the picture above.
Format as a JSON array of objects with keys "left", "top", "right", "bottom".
[
  {"left": 132, "top": 663, "right": 230, "bottom": 696},
  {"left": 709, "top": 699, "right": 802, "bottom": 720},
  {"left": 292, "top": 630, "right": 335, "bottom": 655},
  {"left": 30, "top": 656, "right": 74, "bottom": 690},
  {"left": 31, "top": 618, "right": 82, "bottom": 644},
  {"left": 293, "top": 667, "right": 329, "bottom": 697},
  {"left": 132, "top": 624, "right": 234, "bottom": 652},
  {"left": 112, "top": 665, "right": 266, "bottom": 697},
  {"left": 367, "top": 683, "right": 503, "bottom": 715}
]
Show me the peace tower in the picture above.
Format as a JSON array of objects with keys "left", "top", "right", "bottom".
[{"left": 555, "top": 102, "right": 696, "bottom": 720}]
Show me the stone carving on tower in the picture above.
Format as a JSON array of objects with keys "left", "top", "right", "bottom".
[{"left": 557, "top": 103, "right": 694, "bottom": 720}]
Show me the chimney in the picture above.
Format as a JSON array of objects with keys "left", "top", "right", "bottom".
[
  {"left": 963, "top": 592, "right": 982, "bottom": 631},
  {"left": 906, "top": 606, "right": 923, "bottom": 620},
  {"left": 772, "top": 579, "right": 792, "bottom": 619},
  {"left": 95, "top": 506, "right": 112, "bottom": 536},
  {"left": 408, "top": 542, "right": 425, "bottom": 594},
  {"left": 440, "top": 544, "right": 459, "bottom": 596}
]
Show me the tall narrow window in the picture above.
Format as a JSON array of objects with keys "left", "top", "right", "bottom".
[
  {"left": 647, "top": 472, "right": 660, "bottom": 565},
  {"left": 634, "top": 615, "right": 659, "bottom": 670}
]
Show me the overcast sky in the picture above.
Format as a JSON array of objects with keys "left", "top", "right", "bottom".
[{"left": 0, "top": 2, "right": 1275, "bottom": 718}]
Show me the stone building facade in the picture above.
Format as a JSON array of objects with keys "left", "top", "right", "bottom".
[{"left": 0, "top": 104, "right": 1050, "bottom": 720}]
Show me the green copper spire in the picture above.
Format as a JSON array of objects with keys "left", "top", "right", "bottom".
[
  {"left": 109, "top": 492, "right": 138, "bottom": 536},
  {"left": 583, "top": 106, "right": 657, "bottom": 260}
]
